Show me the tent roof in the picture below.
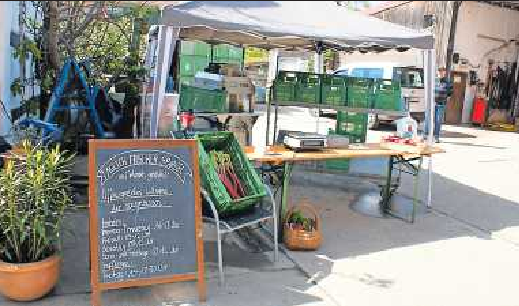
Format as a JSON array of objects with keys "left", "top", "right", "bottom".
[{"left": 160, "top": 1, "right": 434, "bottom": 51}]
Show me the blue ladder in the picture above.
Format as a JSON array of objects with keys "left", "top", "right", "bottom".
[{"left": 44, "top": 59, "right": 106, "bottom": 138}]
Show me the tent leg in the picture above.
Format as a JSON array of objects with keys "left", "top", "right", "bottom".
[
  {"left": 427, "top": 157, "right": 432, "bottom": 209},
  {"left": 424, "top": 49, "right": 436, "bottom": 209},
  {"left": 150, "top": 26, "right": 177, "bottom": 138}
]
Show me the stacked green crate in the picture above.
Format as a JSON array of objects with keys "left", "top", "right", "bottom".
[
  {"left": 347, "top": 77, "right": 374, "bottom": 109},
  {"left": 178, "top": 41, "right": 211, "bottom": 87},
  {"left": 179, "top": 84, "right": 227, "bottom": 113},
  {"left": 213, "top": 44, "right": 244, "bottom": 66},
  {"left": 294, "top": 72, "right": 321, "bottom": 104},
  {"left": 335, "top": 111, "right": 368, "bottom": 143},
  {"left": 273, "top": 71, "right": 298, "bottom": 103},
  {"left": 373, "top": 79, "right": 402, "bottom": 110},
  {"left": 321, "top": 75, "right": 347, "bottom": 107}
]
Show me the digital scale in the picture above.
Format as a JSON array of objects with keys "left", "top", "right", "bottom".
[{"left": 283, "top": 132, "right": 327, "bottom": 151}]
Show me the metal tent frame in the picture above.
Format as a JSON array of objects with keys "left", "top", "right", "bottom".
[{"left": 148, "top": 1, "right": 437, "bottom": 207}]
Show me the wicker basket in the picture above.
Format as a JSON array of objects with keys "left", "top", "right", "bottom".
[{"left": 283, "top": 202, "right": 322, "bottom": 251}]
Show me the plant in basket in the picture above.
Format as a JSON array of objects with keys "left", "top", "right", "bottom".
[
  {"left": 287, "top": 210, "right": 315, "bottom": 232},
  {"left": 0, "top": 142, "right": 75, "bottom": 301},
  {"left": 284, "top": 202, "right": 322, "bottom": 251}
]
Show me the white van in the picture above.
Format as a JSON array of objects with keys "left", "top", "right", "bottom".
[{"left": 334, "top": 62, "right": 425, "bottom": 126}]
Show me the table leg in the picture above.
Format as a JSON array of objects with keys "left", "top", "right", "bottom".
[
  {"left": 266, "top": 99, "right": 271, "bottom": 145},
  {"left": 279, "top": 162, "right": 293, "bottom": 241},
  {"left": 381, "top": 155, "right": 395, "bottom": 215},
  {"left": 410, "top": 157, "right": 423, "bottom": 223},
  {"left": 273, "top": 103, "right": 279, "bottom": 145}
]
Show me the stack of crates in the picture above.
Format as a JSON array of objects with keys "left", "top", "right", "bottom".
[
  {"left": 373, "top": 79, "right": 402, "bottom": 111},
  {"left": 294, "top": 72, "right": 321, "bottom": 104},
  {"left": 321, "top": 75, "right": 347, "bottom": 107},
  {"left": 179, "top": 84, "right": 228, "bottom": 113},
  {"left": 273, "top": 71, "right": 298, "bottom": 104},
  {"left": 323, "top": 110, "right": 368, "bottom": 172},
  {"left": 335, "top": 111, "right": 368, "bottom": 143},
  {"left": 347, "top": 77, "right": 374, "bottom": 109},
  {"left": 178, "top": 41, "right": 211, "bottom": 86}
]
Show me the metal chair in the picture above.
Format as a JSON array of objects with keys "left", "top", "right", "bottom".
[{"left": 201, "top": 184, "right": 278, "bottom": 284}]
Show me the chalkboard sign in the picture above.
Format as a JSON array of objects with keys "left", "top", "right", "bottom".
[{"left": 88, "top": 139, "right": 205, "bottom": 306}]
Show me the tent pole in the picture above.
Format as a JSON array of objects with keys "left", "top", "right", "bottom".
[
  {"left": 150, "top": 26, "right": 175, "bottom": 138},
  {"left": 314, "top": 43, "right": 324, "bottom": 134},
  {"left": 424, "top": 49, "right": 436, "bottom": 209},
  {"left": 267, "top": 49, "right": 279, "bottom": 145}
]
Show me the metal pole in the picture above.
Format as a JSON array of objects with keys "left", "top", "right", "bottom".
[
  {"left": 150, "top": 26, "right": 175, "bottom": 138},
  {"left": 424, "top": 49, "right": 436, "bottom": 209},
  {"left": 314, "top": 43, "right": 324, "bottom": 134},
  {"left": 267, "top": 49, "right": 279, "bottom": 145}
]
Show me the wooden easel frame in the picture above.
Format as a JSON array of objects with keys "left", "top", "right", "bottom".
[{"left": 88, "top": 139, "right": 206, "bottom": 306}]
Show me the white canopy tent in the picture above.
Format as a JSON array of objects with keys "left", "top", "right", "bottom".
[{"left": 149, "top": 1, "right": 436, "bottom": 208}]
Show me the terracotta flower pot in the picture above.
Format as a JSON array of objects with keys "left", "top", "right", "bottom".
[{"left": 0, "top": 255, "right": 60, "bottom": 301}]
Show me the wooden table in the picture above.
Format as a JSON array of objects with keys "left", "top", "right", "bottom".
[{"left": 245, "top": 143, "right": 445, "bottom": 227}]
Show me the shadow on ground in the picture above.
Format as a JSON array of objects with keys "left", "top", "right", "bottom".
[{"left": 283, "top": 168, "right": 519, "bottom": 285}]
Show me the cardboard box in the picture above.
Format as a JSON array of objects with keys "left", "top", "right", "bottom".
[
  {"left": 224, "top": 76, "right": 254, "bottom": 95},
  {"left": 219, "top": 64, "right": 242, "bottom": 77}
]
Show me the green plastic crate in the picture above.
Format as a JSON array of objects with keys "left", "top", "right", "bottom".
[
  {"left": 273, "top": 81, "right": 296, "bottom": 103},
  {"left": 181, "top": 41, "right": 210, "bottom": 56},
  {"left": 295, "top": 83, "right": 320, "bottom": 104},
  {"left": 335, "top": 111, "right": 368, "bottom": 142},
  {"left": 337, "top": 111, "right": 368, "bottom": 125},
  {"left": 322, "top": 84, "right": 347, "bottom": 106},
  {"left": 178, "top": 55, "right": 210, "bottom": 77},
  {"left": 322, "top": 75, "right": 348, "bottom": 86},
  {"left": 179, "top": 84, "right": 227, "bottom": 113},
  {"left": 178, "top": 76, "right": 195, "bottom": 86},
  {"left": 347, "top": 77, "right": 374, "bottom": 109},
  {"left": 336, "top": 121, "right": 367, "bottom": 136},
  {"left": 180, "top": 41, "right": 196, "bottom": 55},
  {"left": 213, "top": 44, "right": 230, "bottom": 58},
  {"left": 179, "top": 56, "right": 195, "bottom": 76},
  {"left": 323, "top": 159, "right": 350, "bottom": 172},
  {"left": 348, "top": 134, "right": 366, "bottom": 143},
  {"left": 277, "top": 71, "right": 298, "bottom": 82},
  {"left": 296, "top": 72, "right": 320, "bottom": 84},
  {"left": 374, "top": 79, "right": 402, "bottom": 110},
  {"left": 196, "top": 132, "right": 266, "bottom": 215},
  {"left": 294, "top": 74, "right": 321, "bottom": 104},
  {"left": 228, "top": 46, "right": 244, "bottom": 60},
  {"left": 193, "top": 57, "right": 210, "bottom": 75}
]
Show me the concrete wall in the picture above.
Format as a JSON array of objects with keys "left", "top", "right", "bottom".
[
  {"left": 452, "top": 2, "right": 519, "bottom": 123},
  {"left": 0, "top": 1, "right": 17, "bottom": 136},
  {"left": 453, "top": 2, "right": 519, "bottom": 81},
  {"left": 0, "top": 1, "right": 40, "bottom": 137}
]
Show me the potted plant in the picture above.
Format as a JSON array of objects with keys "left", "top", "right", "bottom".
[
  {"left": 0, "top": 142, "right": 74, "bottom": 301},
  {"left": 284, "top": 202, "right": 322, "bottom": 251}
]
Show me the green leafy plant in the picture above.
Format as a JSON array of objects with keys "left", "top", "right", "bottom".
[
  {"left": 288, "top": 210, "right": 315, "bottom": 232},
  {"left": 0, "top": 142, "right": 75, "bottom": 263}
]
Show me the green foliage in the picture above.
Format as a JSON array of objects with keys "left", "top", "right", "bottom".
[
  {"left": 10, "top": 78, "right": 23, "bottom": 97},
  {"left": 288, "top": 209, "right": 315, "bottom": 232},
  {"left": 0, "top": 141, "right": 75, "bottom": 263},
  {"left": 72, "top": 3, "right": 158, "bottom": 85},
  {"left": 12, "top": 40, "right": 42, "bottom": 62}
]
